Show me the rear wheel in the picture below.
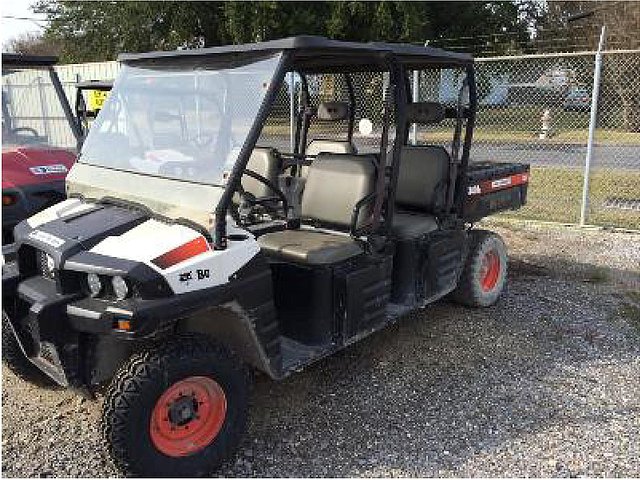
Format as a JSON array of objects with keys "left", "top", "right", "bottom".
[
  {"left": 2, "top": 312, "right": 57, "bottom": 388},
  {"left": 101, "top": 335, "right": 250, "bottom": 477},
  {"left": 451, "top": 230, "right": 507, "bottom": 307}
]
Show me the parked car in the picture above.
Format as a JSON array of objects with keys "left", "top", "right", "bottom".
[
  {"left": 563, "top": 86, "right": 591, "bottom": 111},
  {"left": 2, "top": 54, "right": 81, "bottom": 244}
]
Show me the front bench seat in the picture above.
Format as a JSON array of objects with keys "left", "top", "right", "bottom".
[
  {"left": 259, "top": 229, "right": 362, "bottom": 264},
  {"left": 258, "top": 153, "right": 376, "bottom": 265}
]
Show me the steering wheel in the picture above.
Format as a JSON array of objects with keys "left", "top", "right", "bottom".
[
  {"left": 237, "top": 168, "right": 289, "bottom": 219},
  {"left": 11, "top": 127, "right": 39, "bottom": 137}
]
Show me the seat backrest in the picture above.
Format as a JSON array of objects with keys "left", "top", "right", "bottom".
[
  {"left": 395, "top": 145, "right": 450, "bottom": 213},
  {"left": 301, "top": 153, "right": 376, "bottom": 230},
  {"left": 242, "top": 147, "right": 281, "bottom": 198},
  {"left": 301, "top": 140, "right": 356, "bottom": 179},
  {"left": 306, "top": 139, "right": 356, "bottom": 156},
  {"left": 305, "top": 101, "right": 356, "bottom": 157}
]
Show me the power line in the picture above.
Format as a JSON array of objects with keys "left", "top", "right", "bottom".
[{"left": 1, "top": 15, "right": 46, "bottom": 22}]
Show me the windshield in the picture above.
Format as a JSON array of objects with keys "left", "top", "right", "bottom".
[
  {"left": 80, "top": 53, "right": 282, "bottom": 186},
  {"left": 2, "top": 66, "right": 76, "bottom": 150}
]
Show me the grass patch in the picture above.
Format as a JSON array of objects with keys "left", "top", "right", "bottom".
[{"left": 499, "top": 165, "right": 640, "bottom": 230}]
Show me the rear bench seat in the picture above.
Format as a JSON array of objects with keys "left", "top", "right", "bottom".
[{"left": 391, "top": 101, "right": 451, "bottom": 239}]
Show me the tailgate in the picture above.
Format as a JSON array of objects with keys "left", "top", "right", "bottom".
[{"left": 462, "top": 162, "right": 530, "bottom": 222}]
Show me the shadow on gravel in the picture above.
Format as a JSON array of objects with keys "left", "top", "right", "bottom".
[
  {"left": 219, "top": 255, "right": 640, "bottom": 477},
  {"left": 510, "top": 256, "right": 640, "bottom": 289}
]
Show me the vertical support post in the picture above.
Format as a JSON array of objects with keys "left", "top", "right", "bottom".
[
  {"left": 36, "top": 76, "right": 51, "bottom": 142},
  {"left": 411, "top": 69, "right": 419, "bottom": 144},
  {"left": 289, "top": 71, "right": 295, "bottom": 153},
  {"left": 580, "top": 26, "right": 606, "bottom": 226}
]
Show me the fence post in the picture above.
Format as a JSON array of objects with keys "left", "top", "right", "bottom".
[
  {"left": 289, "top": 71, "right": 295, "bottom": 153},
  {"left": 411, "top": 70, "right": 419, "bottom": 144},
  {"left": 36, "top": 76, "right": 51, "bottom": 142},
  {"left": 580, "top": 26, "right": 606, "bottom": 226}
]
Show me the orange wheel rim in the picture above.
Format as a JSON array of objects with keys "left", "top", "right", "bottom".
[
  {"left": 480, "top": 249, "right": 501, "bottom": 292},
  {"left": 150, "top": 376, "right": 227, "bottom": 457}
]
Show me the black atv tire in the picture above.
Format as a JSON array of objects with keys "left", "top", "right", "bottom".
[
  {"left": 2, "top": 312, "right": 58, "bottom": 388},
  {"left": 101, "top": 334, "right": 250, "bottom": 477},
  {"left": 451, "top": 230, "right": 508, "bottom": 307}
]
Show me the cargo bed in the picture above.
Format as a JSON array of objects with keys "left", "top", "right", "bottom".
[{"left": 461, "top": 161, "right": 530, "bottom": 222}]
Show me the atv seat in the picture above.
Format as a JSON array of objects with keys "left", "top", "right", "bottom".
[
  {"left": 259, "top": 153, "right": 376, "bottom": 264},
  {"left": 391, "top": 143, "right": 450, "bottom": 239}
]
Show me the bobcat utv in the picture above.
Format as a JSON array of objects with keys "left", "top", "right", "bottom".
[{"left": 2, "top": 37, "right": 529, "bottom": 477}]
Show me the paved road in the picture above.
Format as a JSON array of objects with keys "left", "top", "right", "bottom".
[
  {"left": 264, "top": 134, "right": 639, "bottom": 170},
  {"left": 471, "top": 142, "right": 640, "bottom": 169}
]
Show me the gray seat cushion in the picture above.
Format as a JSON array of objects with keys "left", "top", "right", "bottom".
[
  {"left": 301, "top": 140, "right": 357, "bottom": 178},
  {"left": 301, "top": 153, "right": 376, "bottom": 230},
  {"left": 306, "top": 139, "right": 356, "bottom": 156},
  {"left": 258, "top": 229, "right": 363, "bottom": 265},
  {"left": 392, "top": 212, "right": 438, "bottom": 239},
  {"left": 396, "top": 145, "right": 450, "bottom": 212}
]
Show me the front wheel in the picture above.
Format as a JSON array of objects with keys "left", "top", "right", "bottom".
[
  {"left": 101, "top": 335, "right": 250, "bottom": 477},
  {"left": 451, "top": 230, "right": 508, "bottom": 307}
]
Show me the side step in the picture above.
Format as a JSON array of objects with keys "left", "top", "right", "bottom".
[{"left": 279, "top": 336, "right": 335, "bottom": 374}]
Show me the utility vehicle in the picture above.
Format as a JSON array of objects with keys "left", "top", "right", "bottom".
[
  {"left": 2, "top": 54, "right": 81, "bottom": 244},
  {"left": 2, "top": 37, "right": 529, "bottom": 477}
]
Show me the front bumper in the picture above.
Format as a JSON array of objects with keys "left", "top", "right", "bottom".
[
  {"left": 2, "top": 264, "right": 161, "bottom": 389},
  {"left": 2, "top": 260, "right": 232, "bottom": 389}
]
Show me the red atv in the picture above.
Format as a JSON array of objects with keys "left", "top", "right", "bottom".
[{"left": 2, "top": 54, "right": 81, "bottom": 244}]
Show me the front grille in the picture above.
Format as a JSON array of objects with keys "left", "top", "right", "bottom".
[{"left": 36, "top": 250, "right": 56, "bottom": 280}]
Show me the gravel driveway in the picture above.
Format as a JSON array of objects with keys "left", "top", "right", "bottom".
[{"left": 2, "top": 220, "right": 639, "bottom": 477}]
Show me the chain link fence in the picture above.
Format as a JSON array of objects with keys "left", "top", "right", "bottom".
[{"left": 472, "top": 50, "right": 640, "bottom": 230}]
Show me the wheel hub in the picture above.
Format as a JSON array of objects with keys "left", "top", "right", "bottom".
[
  {"left": 480, "top": 249, "right": 501, "bottom": 292},
  {"left": 150, "top": 376, "right": 227, "bottom": 457},
  {"left": 168, "top": 395, "right": 199, "bottom": 426}
]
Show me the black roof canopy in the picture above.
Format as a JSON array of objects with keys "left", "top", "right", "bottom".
[
  {"left": 76, "top": 80, "right": 114, "bottom": 91},
  {"left": 118, "top": 36, "right": 473, "bottom": 70},
  {"left": 2, "top": 53, "right": 59, "bottom": 67}
]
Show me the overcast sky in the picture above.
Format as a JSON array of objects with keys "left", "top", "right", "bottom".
[{"left": 1, "top": 1, "right": 47, "bottom": 49}]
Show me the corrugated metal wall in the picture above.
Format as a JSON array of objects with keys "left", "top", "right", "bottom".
[{"left": 3, "top": 61, "right": 120, "bottom": 149}]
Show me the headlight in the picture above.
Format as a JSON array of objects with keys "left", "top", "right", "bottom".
[
  {"left": 112, "top": 276, "right": 129, "bottom": 300},
  {"left": 45, "top": 254, "right": 55, "bottom": 276},
  {"left": 87, "top": 273, "right": 102, "bottom": 296}
]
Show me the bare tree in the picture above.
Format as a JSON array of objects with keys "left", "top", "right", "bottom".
[{"left": 5, "top": 32, "right": 62, "bottom": 57}]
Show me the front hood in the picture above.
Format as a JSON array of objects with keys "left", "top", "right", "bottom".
[
  {"left": 17, "top": 198, "right": 149, "bottom": 265},
  {"left": 2, "top": 147, "right": 76, "bottom": 189},
  {"left": 66, "top": 162, "right": 223, "bottom": 230},
  {"left": 16, "top": 198, "right": 260, "bottom": 295}
]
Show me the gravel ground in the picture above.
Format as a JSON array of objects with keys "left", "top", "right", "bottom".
[{"left": 2, "top": 220, "right": 639, "bottom": 477}]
